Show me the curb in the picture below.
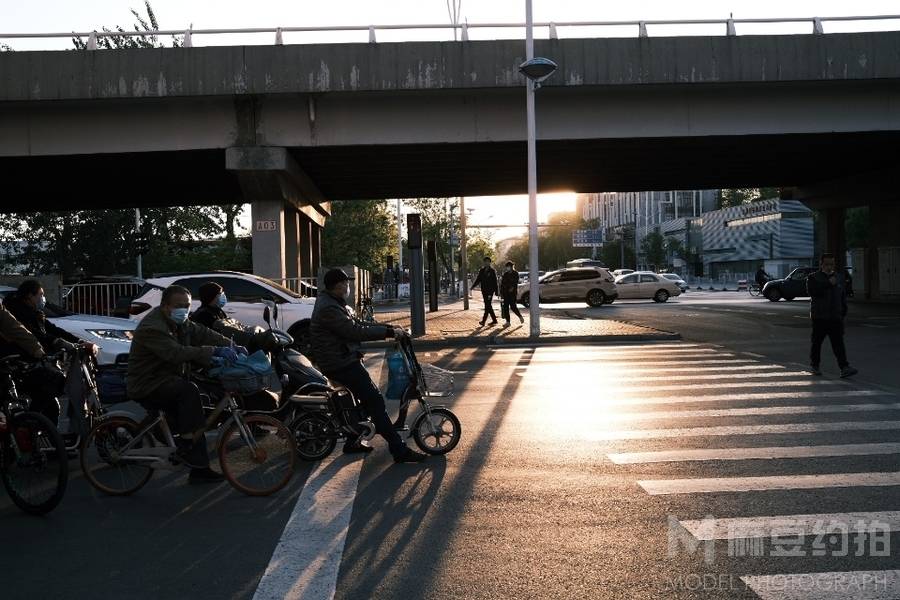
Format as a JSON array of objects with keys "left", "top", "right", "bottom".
[{"left": 363, "top": 331, "right": 680, "bottom": 350}]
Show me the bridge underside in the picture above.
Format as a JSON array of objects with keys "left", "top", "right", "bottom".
[{"left": 2, "top": 130, "right": 899, "bottom": 210}]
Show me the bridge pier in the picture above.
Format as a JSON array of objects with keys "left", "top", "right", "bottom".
[{"left": 226, "top": 146, "right": 330, "bottom": 287}]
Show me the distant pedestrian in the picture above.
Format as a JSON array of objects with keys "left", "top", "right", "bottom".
[
  {"left": 807, "top": 253, "right": 857, "bottom": 378},
  {"left": 499, "top": 261, "right": 524, "bottom": 327},
  {"left": 471, "top": 256, "right": 498, "bottom": 327}
]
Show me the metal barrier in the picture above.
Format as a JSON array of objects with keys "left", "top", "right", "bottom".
[
  {"left": 277, "top": 277, "right": 318, "bottom": 297},
  {"left": 62, "top": 281, "right": 144, "bottom": 317},
  {"left": 3, "top": 14, "right": 899, "bottom": 48}
]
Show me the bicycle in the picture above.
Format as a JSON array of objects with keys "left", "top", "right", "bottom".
[
  {"left": 0, "top": 355, "right": 69, "bottom": 515},
  {"left": 358, "top": 295, "right": 375, "bottom": 323},
  {"left": 80, "top": 380, "right": 296, "bottom": 497}
]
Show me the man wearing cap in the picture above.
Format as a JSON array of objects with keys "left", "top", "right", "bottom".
[{"left": 309, "top": 269, "right": 427, "bottom": 462}]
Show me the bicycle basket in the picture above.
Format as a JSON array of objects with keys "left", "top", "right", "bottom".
[
  {"left": 418, "top": 363, "right": 454, "bottom": 397},
  {"left": 216, "top": 372, "right": 272, "bottom": 395}
]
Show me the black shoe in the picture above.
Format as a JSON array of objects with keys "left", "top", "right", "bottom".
[
  {"left": 393, "top": 446, "right": 428, "bottom": 463},
  {"left": 810, "top": 365, "right": 822, "bottom": 376},
  {"left": 478, "top": 321, "right": 486, "bottom": 327},
  {"left": 188, "top": 467, "right": 225, "bottom": 484},
  {"left": 343, "top": 441, "right": 374, "bottom": 454},
  {"left": 840, "top": 366, "right": 859, "bottom": 378},
  {"left": 175, "top": 439, "right": 207, "bottom": 470}
]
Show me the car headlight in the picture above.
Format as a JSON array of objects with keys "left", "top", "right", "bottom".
[{"left": 86, "top": 329, "right": 134, "bottom": 341}]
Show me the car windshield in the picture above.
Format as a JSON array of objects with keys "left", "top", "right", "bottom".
[
  {"left": 538, "top": 271, "right": 559, "bottom": 283},
  {"left": 662, "top": 274, "right": 680, "bottom": 280},
  {"left": 246, "top": 274, "right": 305, "bottom": 299}
]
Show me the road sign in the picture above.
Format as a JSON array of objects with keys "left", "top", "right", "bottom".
[
  {"left": 572, "top": 229, "right": 603, "bottom": 247},
  {"left": 255, "top": 220, "right": 278, "bottom": 232}
]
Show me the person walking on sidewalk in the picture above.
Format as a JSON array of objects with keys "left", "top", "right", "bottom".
[
  {"left": 471, "top": 256, "right": 499, "bottom": 327},
  {"left": 499, "top": 261, "right": 524, "bottom": 327},
  {"left": 807, "top": 253, "right": 857, "bottom": 378}
]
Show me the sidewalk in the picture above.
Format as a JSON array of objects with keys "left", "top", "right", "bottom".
[{"left": 365, "top": 298, "right": 678, "bottom": 348}]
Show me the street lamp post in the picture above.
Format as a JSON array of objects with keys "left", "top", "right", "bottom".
[{"left": 520, "top": 0, "right": 557, "bottom": 338}]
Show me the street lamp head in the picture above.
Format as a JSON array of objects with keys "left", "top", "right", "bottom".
[{"left": 518, "top": 57, "right": 558, "bottom": 83}]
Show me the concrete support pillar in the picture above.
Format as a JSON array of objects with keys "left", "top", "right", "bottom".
[
  {"left": 298, "top": 215, "right": 313, "bottom": 279},
  {"left": 251, "top": 200, "right": 287, "bottom": 281},
  {"left": 817, "top": 206, "right": 847, "bottom": 263},
  {"left": 284, "top": 208, "right": 300, "bottom": 280},
  {"left": 311, "top": 224, "right": 322, "bottom": 274}
]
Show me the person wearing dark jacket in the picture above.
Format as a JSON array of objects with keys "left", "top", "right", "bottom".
[
  {"left": 190, "top": 282, "right": 229, "bottom": 329},
  {"left": 128, "top": 285, "right": 240, "bottom": 483},
  {"left": 309, "top": 268, "right": 426, "bottom": 462},
  {"left": 806, "top": 253, "right": 857, "bottom": 378},
  {"left": 0, "top": 304, "right": 45, "bottom": 360},
  {"left": 471, "top": 256, "right": 499, "bottom": 327},
  {"left": 3, "top": 280, "right": 96, "bottom": 424},
  {"left": 499, "top": 261, "right": 524, "bottom": 327}
]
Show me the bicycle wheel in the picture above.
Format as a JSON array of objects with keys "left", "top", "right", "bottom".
[
  {"left": 80, "top": 416, "right": 154, "bottom": 496},
  {"left": 1, "top": 411, "right": 68, "bottom": 515},
  {"left": 218, "top": 415, "right": 295, "bottom": 496},
  {"left": 411, "top": 408, "right": 461, "bottom": 455}
]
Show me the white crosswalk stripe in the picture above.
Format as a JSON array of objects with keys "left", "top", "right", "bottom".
[{"left": 590, "top": 343, "right": 900, "bottom": 599}]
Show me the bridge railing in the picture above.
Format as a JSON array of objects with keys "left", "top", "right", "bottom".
[{"left": 3, "top": 15, "right": 900, "bottom": 49}]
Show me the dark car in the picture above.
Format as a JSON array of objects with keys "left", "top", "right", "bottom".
[{"left": 762, "top": 267, "right": 817, "bottom": 302}]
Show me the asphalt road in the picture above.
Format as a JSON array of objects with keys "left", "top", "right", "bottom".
[{"left": 2, "top": 295, "right": 899, "bottom": 599}]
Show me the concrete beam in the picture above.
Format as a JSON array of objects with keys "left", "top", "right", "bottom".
[
  {"left": 4, "top": 32, "right": 900, "bottom": 102},
  {"left": 226, "top": 146, "right": 327, "bottom": 210}
]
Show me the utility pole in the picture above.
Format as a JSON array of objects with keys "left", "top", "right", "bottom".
[
  {"left": 525, "top": 0, "right": 540, "bottom": 337},
  {"left": 460, "top": 196, "right": 469, "bottom": 309},
  {"left": 396, "top": 199, "right": 403, "bottom": 275}
]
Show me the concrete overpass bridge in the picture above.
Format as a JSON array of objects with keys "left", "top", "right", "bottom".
[{"left": 1, "top": 30, "right": 899, "bottom": 287}]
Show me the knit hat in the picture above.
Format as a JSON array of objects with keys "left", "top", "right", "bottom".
[
  {"left": 198, "top": 281, "right": 223, "bottom": 305},
  {"left": 323, "top": 268, "right": 350, "bottom": 290}
]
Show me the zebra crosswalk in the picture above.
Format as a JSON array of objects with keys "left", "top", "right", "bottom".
[{"left": 592, "top": 342, "right": 900, "bottom": 599}]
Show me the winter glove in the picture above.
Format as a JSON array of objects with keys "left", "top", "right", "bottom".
[{"left": 213, "top": 347, "right": 239, "bottom": 362}]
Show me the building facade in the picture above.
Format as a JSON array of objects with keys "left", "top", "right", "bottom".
[{"left": 700, "top": 199, "right": 814, "bottom": 280}]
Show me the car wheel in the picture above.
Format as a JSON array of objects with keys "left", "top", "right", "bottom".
[
  {"left": 765, "top": 288, "right": 781, "bottom": 302},
  {"left": 653, "top": 290, "right": 669, "bottom": 303},
  {"left": 783, "top": 296, "right": 795, "bottom": 301},
  {"left": 586, "top": 289, "right": 606, "bottom": 307}
]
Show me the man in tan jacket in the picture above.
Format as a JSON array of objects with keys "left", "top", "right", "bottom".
[{"left": 0, "top": 304, "right": 45, "bottom": 360}]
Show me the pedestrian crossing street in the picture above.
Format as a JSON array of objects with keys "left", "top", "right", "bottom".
[{"left": 533, "top": 342, "right": 900, "bottom": 599}]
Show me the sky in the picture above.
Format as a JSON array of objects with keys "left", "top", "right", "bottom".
[{"left": 3, "top": 1, "right": 898, "bottom": 239}]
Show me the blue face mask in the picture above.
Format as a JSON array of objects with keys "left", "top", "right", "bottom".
[
  {"left": 170, "top": 308, "right": 189, "bottom": 324},
  {"left": 216, "top": 293, "right": 227, "bottom": 308},
  {"left": 37, "top": 295, "right": 47, "bottom": 310}
]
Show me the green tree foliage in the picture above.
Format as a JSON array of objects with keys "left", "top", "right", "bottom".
[
  {"left": 665, "top": 237, "right": 684, "bottom": 259},
  {"left": 465, "top": 234, "right": 495, "bottom": 275},
  {"left": 845, "top": 206, "right": 870, "bottom": 248},
  {"left": 405, "top": 198, "right": 459, "bottom": 279},
  {"left": 641, "top": 231, "right": 667, "bottom": 268},
  {"left": 72, "top": 1, "right": 183, "bottom": 49},
  {"left": 719, "top": 187, "right": 781, "bottom": 208},
  {"left": 599, "top": 240, "right": 635, "bottom": 271},
  {"left": 493, "top": 212, "right": 590, "bottom": 272},
  {"left": 322, "top": 200, "right": 395, "bottom": 274}
]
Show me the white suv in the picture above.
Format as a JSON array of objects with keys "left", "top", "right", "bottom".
[
  {"left": 517, "top": 267, "right": 618, "bottom": 308},
  {"left": 130, "top": 271, "right": 316, "bottom": 334}
]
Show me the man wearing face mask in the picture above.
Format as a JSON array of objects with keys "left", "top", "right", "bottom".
[
  {"left": 3, "top": 280, "right": 96, "bottom": 423},
  {"left": 127, "top": 285, "right": 238, "bottom": 483},
  {"left": 309, "top": 269, "right": 427, "bottom": 462}
]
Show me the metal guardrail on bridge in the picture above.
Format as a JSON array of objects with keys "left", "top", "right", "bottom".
[
  {"left": 62, "top": 281, "right": 144, "bottom": 318},
  {"left": 2, "top": 15, "right": 900, "bottom": 49}
]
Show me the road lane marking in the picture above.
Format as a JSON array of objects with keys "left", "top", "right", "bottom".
[
  {"left": 607, "top": 403, "right": 900, "bottom": 422},
  {"left": 639, "top": 472, "right": 900, "bottom": 495},
  {"left": 599, "top": 364, "right": 783, "bottom": 373},
  {"left": 679, "top": 511, "right": 900, "bottom": 540},
  {"left": 252, "top": 453, "right": 363, "bottom": 600},
  {"left": 506, "top": 357, "right": 751, "bottom": 366},
  {"left": 607, "top": 380, "right": 842, "bottom": 394},
  {"left": 253, "top": 353, "right": 385, "bottom": 600},
  {"left": 594, "top": 421, "right": 900, "bottom": 440},
  {"left": 609, "top": 442, "right": 900, "bottom": 464},
  {"left": 741, "top": 570, "right": 900, "bottom": 600},
  {"left": 597, "top": 370, "right": 801, "bottom": 382},
  {"left": 597, "top": 390, "right": 882, "bottom": 406}
]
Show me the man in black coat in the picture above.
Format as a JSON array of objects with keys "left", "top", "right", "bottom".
[
  {"left": 499, "top": 261, "right": 524, "bottom": 327},
  {"left": 807, "top": 253, "right": 857, "bottom": 378},
  {"left": 471, "top": 256, "right": 499, "bottom": 327}
]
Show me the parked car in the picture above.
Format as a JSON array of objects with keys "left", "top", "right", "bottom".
[
  {"left": 660, "top": 273, "right": 689, "bottom": 293},
  {"left": 761, "top": 266, "right": 817, "bottom": 302},
  {"left": 517, "top": 267, "right": 618, "bottom": 308},
  {"left": 130, "top": 271, "right": 316, "bottom": 335},
  {"left": 612, "top": 269, "right": 635, "bottom": 278},
  {"left": 566, "top": 259, "right": 607, "bottom": 269},
  {"left": 0, "top": 285, "right": 133, "bottom": 365},
  {"left": 614, "top": 272, "right": 682, "bottom": 302}
]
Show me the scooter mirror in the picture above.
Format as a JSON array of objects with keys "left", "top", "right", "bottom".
[{"left": 263, "top": 306, "right": 271, "bottom": 326}]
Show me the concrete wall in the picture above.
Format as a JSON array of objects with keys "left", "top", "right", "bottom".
[{"left": 3, "top": 32, "right": 899, "bottom": 102}]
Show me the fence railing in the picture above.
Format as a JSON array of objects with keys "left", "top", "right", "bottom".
[
  {"left": 2, "top": 15, "right": 899, "bottom": 49},
  {"left": 61, "top": 281, "right": 144, "bottom": 317}
]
